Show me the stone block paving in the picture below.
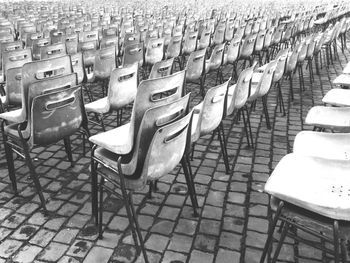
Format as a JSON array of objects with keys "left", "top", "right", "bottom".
[{"left": 0, "top": 36, "right": 349, "bottom": 263}]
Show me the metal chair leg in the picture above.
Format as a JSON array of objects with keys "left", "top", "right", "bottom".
[
  {"left": 63, "top": 137, "right": 73, "bottom": 166},
  {"left": 271, "top": 221, "right": 291, "bottom": 263},
  {"left": 333, "top": 220, "right": 340, "bottom": 263},
  {"left": 217, "top": 123, "right": 230, "bottom": 174},
  {"left": 241, "top": 109, "right": 251, "bottom": 148},
  {"left": 2, "top": 126, "right": 17, "bottom": 193},
  {"left": 98, "top": 176, "right": 104, "bottom": 239},
  {"left": 181, "top": 157, "right": 199, "bottom": 216}
]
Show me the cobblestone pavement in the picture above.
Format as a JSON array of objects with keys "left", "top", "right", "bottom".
[{"left": 0, "top": 37, "right": 349, "bottom": 263}]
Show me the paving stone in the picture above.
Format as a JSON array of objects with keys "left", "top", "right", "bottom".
[
  {"left": 38, "top": 242, "right": 69, "bottom": 261},
  {"left": 11, "top": 224, "right": 39, "bottom": 240},
  {"left": 67, "top": 239, "right": 93, "bottom": 258},
  {"left": 162, "top": 251, "right": 187, "bottom": 263},
  {"left": 12, "top": 244, "right": 42, "bottom": 263},
  {"left": 0, "top": 239, "right": 23, "bottom": 258},
  {"left": 54, "top": 228, "right": 80, "bottom": 244},
  {"left": 194, "top": 234, "right": 217, "bottom": 252},
  {"left": 96, "top": 231, "right": 122, "bottom": 248},
  {"left": 150, "top": 220, "right": 175, "bottom": 235},
  {"left": 1, "top": 213, "right": 26, "bottom": 229},
  {"left": 158, "top": 206, "right": 181, "bottom": 220},
  {"left": 44, "top": 217, "right": 67, "bottom": 230},
  {"left": 202, "top": 205, "right": 223, "bottom": 220},
  {"left": 174, "top": 219, "right": 198, "bottom": 236},
  {"left": 83, "top": 246, "right": 113, "bottom": 263},
  {"left": 57, "top": 256, "right": 80, "bottom": 263},
  {"left": 219, "top": 231, "right": 242, "bottom": 250},
  {"left": 167, "top": 234, "right": 193, "bottom": 253},
  {"left": 145, "top": 234, "right": 169, "bottom": 252},
  {"left": 30, "top": 229, "right": 56, "bottom": 247},
  {"left": 108, "top": 215, "right": 129, "bottom": 231},
  {"left": 189, "top": 250, "right": 214, "bottom": 263},
  {"left": 199, "top": 219, "right": 221, "bottom": 236},
  {"left": 215, "top": 249, "right": 240, "bottom": 263},
  {"left": 110, "top": 244, "right": 137, "bottom": 263}
]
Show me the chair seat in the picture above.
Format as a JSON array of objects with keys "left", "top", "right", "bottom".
[
  {"left": 343, "top": 62, "right": 350, "bottom": 74},
  {"left": 332, "top": 74, "right": 350, "bottom": 87},
  {"left": 85, "top": 97, "right": 110, "bottom": 114},
  {"left": 0, "top": 108, "right": 24, "bottom": 123},
  {"left": 89, "top": 123, "right": 133, "bottom": 154},
  {"left": 251, "top": 72, "right": 263, "bottom": 84},
  {"left": 293, "top": 131, "right": 350, "bottom": 160},
  {"left": 4, "top": 122, "right": 30, "bottom": 140},
  {"left": 322, "top": 88, "right": 350, "bottom": 106},
  {"left": 94, "top": 147, "right": 145, "bottom": 190},
  {"left": 265, "top": 153, "right": 350, "bottom": 221},
  {"left": 305, "top": 106, "right": 350, "bottom": 132}
]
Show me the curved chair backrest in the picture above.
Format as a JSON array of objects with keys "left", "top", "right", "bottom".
[
  {"left": 165, "top": 35, "right": 182, "bottom": 58},
  {"left": 228, "top": 62, "right": 256, "bottom": 114},
  {"left": 94, "top": 45, "right": 116, "bottom": 79},
  {"left": 239, "top": 33, "right": 257, "bottom": 59},
  {"left": 225, "top": 22, "right": 235, "bottom": 42},
  {"left": 149, "top": 58, "right": 174, "bottom": 79},
  {"left": 244, "top": 20, "right": 254, "bottom": 37},
  {"left": 70, "top": 52, "right": 85, "bottom": 84},
  {"left": 29, "top": 85, "right": 87, "bottom": 146},
  {"left": 208, "top": 43, "right": 225, "bottom": 71},
  {"left": 182, "top": 31, "right": 198, "bottom": 55},
  {"left": 314, "top": 32, "right": 326, "bottom": 55},
  {"left": 65, "top": 34, "right": 78, "bottom": 55},
  {"left": 263, "top": 27, "right": 274, "bottom": 49},
  {"left": 2, "top": 48, "right": 32, "bottom": 74},
  {"left": 1, "top": 41, "right": 22, "bottom": 56},
  {"left": 25, "top": 32, "right": 45, "bottom": 48},
  {"left": 297, "top": 40, "right": 308, "bottom": 63},
  {"left": 50, "top": 29, "right": 65, "bottom": 44},
  {"left": 100, "top": 36, "right": 119, "bottom": 50},
  {"left": 19, "top": 55, "right": 73, "bottom": 122},
  {"left": 305, "top": 36, "right": 316, "bottom": 59},
  {"left": 79, "top": 30, "right": 98, "bottom": 43},
  {"left": 145, "top": 37, "right": 164, "bottom": 65},
  {"left": 40, "top": 43, "right": 67, "bottom": 60},
  {"left": 185, "top": 48, "right": 206, "bottom": 81},
  {"left": 198, "top": 28, "right": 211, "bottom": 50},
  {"left": 108, "top": 63, "right": 138, "bottom": 109},
  {"left": 32, "top": 37, "right": 50, "bottom": 60},
  {"left": 234, "top": 24, "right": 246, "bottom": 41},
  {"left": 192, "top": 80, "right": 229, "bottom": 142},
  {"left": 255, "top": 30, "right": 266, "bottom": 53},
  {"left": 273, "top": 48, "right": 289, "bottom": 82},
  {"left": 226, "top": 37, "right": 241, "bottom": 64},
  {"left": 123, "top": 42, "right": 144, "bottom": 67},
  {"left": 271, "top": 25, "right": 284, "bottom": 45},
  {"left": 103, "top": 27, "right": 117, "bottom": 38},
  {"left": 212, "top": 24, "right": 225, "bottom": 45},
  {"left": 123, "top": 32, "right": 140, "bottom": 47},
  {"left": 120, "top": 94, "right": 190, "bottom": 178},
  {"left": 285, "top": 48, "right": 299, "bottom": 75},
  {"left": 256, "top": 60, "right": 278, "bottom": 98},
  {"left": 130, "top": 70, "right": 186, "bottom": 142}
]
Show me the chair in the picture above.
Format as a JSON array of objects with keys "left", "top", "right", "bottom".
[
  {"left": 247, "top": 60, "right": 278, "bottom": 129},
  {"left": 226, "top": 63, "right": 257, "bottom": 148},
  {"left": 260, "top": 153, "right": 350, "bottom": 263},
  {"left": 211, "top": 24, "right": 225, "bottom": 46},
  {"left": 181, "top": 31, "right": 198, "bottom": 67},
  {"left": 90, "top": 95, "right": 195, "bottom": 263},
  {"left": 223, "top": 36, "right": 241, "bottom": 80},
  {"left": 32, "top": 38, "right": 50, "bottom": 60},
  {"left": 190, "top": 80, "right": 230, "bottom": 173},
  {"left": 122, "top": 42, "right": 144, "bottom": 67},
  {"left": 185, "top": 48, "right": 206, "bottom": 96},
  {"left": 197, "top": 28, "right": 211, "bottom": 50},
  {"left": 322, "top": 88, "right": 350, "bottom": 107},
  {"left": 203, "top": 43, "right": 225, "bottom": 91},
  {"left": 85, "top": 63, "right": 138, "bottom": 130},
  {"left": 144, "top": 37, "right": 164, "bottom": 73},
  {"left": 165, "top": 35, "right": 182, "bottom": 68},
  {"left": 253, "top": 29, "right": 266, "bottom": 65},
  {"left": 238, "top": 33, "right": 257, "bottom": 67},
  {"left": 149, "top": 57, "right": 174, "bottom": 79},
  {"left": 295, "top": 40, "right": 309, "bottom": 93},
  {"left": 2, "top": 74, "right": 89, "bottom": 211},
  {"left": 40, "top": 42, "right": 67, "bottom": 60}
]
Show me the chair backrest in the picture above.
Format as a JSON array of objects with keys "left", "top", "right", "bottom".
[
  {"left": 70, "top": 52, "right": 85, "bottom": 84},
  {"left": 212, "top": 24, "right": 225, "bottom": 45},
  {"left": 94, "top": 45, "right": 116, "bottom": 80},
  {"left": 254, "top": 60, "right": 278, "bottom": 99},
  {"left": 165, "top": 35, "right": 182, "bottom": 58},
  {"left": 239, "top": 33, "right": 257, "bottom": 59},
  {"left": 129, "top": 70, "right": 186, "bottom": 144},
  {"left": 198, "top": 28, "right": 211, "bottom": 50},
  {"left": 297, "top": 40, "right": 308, "bottom": 63},
  {"left": 182, "top": 31, "right": 198, "bottom": 55},
  {"left": 120, "top": 94, "right": 191, "bottom": 181},
  {"left": 50, "top": 29, "right": 65, "bottom": 44},
  {"left": 145, "top": 37, "right": 164, "bottom": 65},
  {"left": 208, "top": 43, "right": 225, "bottom": 71},
  {"left": 6, "top": 67, "right": 23, "bottom": 106},
  {"left": 263, "top": 27, "right": 274, "bottom": 49},
  {"left": 226, "top": 36, "right": 241, "bottom": 64},
  {"left": 123, "top": 42, "right": 144, "bottom": 67},
  {"left": 65, "top": 34, "right": 78, "bottom": 55},
  {"left": 255, "top": 30, "right": 266, "bottom": 53},
  {"left": 25, "top": 32, "right": 45, "bottom": 48},
  {"left": 227, "top": 62, "right": 256, "bottom": 114},
  {"left": 185, "top": 48, "right": 206, "bottom": 81},
  {"left": 273, "top": 48, "right": 289, "bottom": 82},
  {"left": 40, "top": 43, "right": 67, "bottom": 60},
  {"left": 100, "top": 36, "right": 119, "bottom": 50},
  {"left": 225, "top": 22, "right": 235, "bottom": 42},
  {"left": 32, "top": 37, "right": 50, "bottom": 60},
  {"left": 19, "top": 55, "right": 73, "bottom": 122},
  {"left": 285, "top": 48, "right": 299, "bottom": 75},
  {"left": 108, "top": 63, "right": 138, "bottom": 109},
  {"left": 192, "top": 80, "right": 229, "bottom": 142},
  {"left": 79, "top": 30, "right": 99, "bottom": 43},
  {"left": 2, "top": 48, "right": 32, "bottom": 74},
  {"left": 29, "top": 85, "right": 87, "bottom": 146},
  {"left": 149, "top": 58, "right": 174, "bottom": 79},
  {"left": 123, "top": 32, "right": 140, "bottom": 47}
]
